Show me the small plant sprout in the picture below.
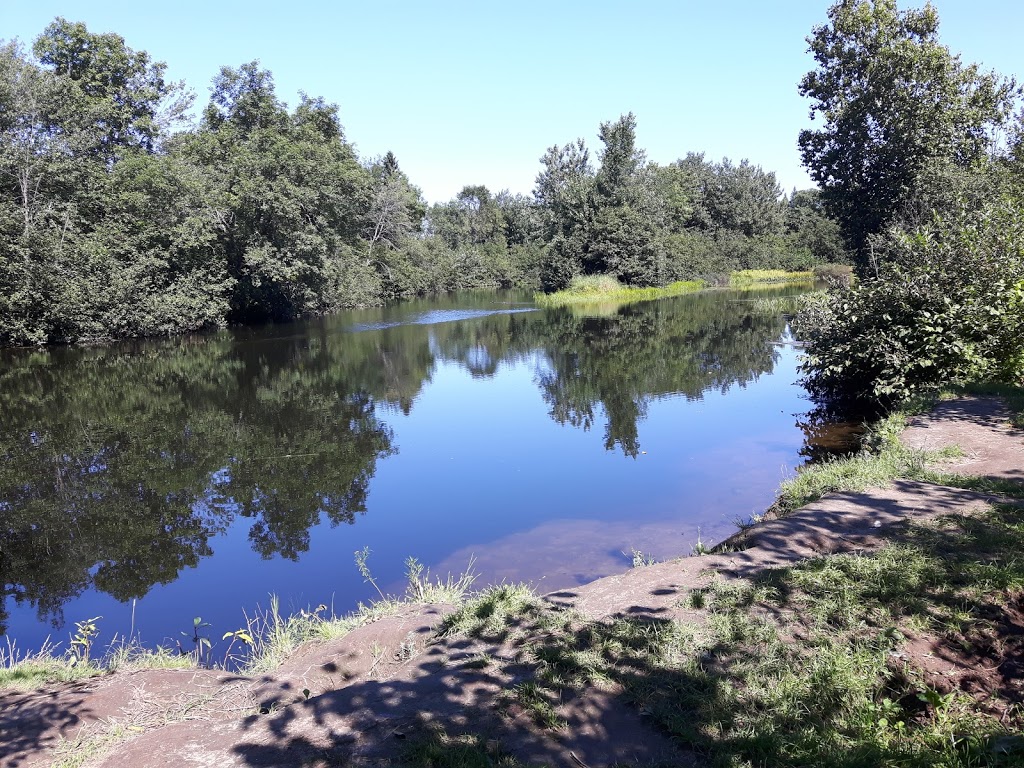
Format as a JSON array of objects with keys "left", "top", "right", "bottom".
[
  {"left": 221, "top": 627, "right": 255, "bottom": 667},
  {"left": 69, "top": 616, "right": 102, "bottom": 666},
  {"left": 628, "top": 548, "right": 657, "bottom": 567},
  {"left": 354, "top": 546, "right": 386, "bottom": 600},
  {"left": 691, "top": 528, "right": 712, "bottom": 556},
  {"left": 180, "top": 617, "right": 212, "bottom": 665}
]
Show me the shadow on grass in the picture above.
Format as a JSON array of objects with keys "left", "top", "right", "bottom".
[{"left": 224, "top": 506, "right": 1024, "bottom": 768}]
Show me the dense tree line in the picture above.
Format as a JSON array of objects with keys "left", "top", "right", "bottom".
[
  {"left": 535, "top": 116, "right": 846, "bottom": 291},
  {"left": 1, "top": 19, "right": 843, "bottom": 346},
  {"left": 795, "top": 0, "right": 1024, "bottom": 409}
]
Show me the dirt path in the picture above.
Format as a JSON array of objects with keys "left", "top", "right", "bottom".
[{"left": 3, "top": 397, "right": 1021, "bottom": 768}]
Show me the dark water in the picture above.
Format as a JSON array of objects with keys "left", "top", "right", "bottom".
[{"left": 1, "top": 287, "right": 819, "bottom": 656}]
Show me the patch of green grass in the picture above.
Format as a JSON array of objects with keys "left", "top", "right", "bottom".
[
  {"left": 402, "top": 722, "right": 527, "bottom": 767},
  {"left": 729, "top": 269, "right": 814, "bottom": 286},
  {"left": 437, "top": 583, "right": 541, "bottom": 641},
  {"left": 0, "top": 639, "right": 197, "bottom": 690},
  {"left": 0, "top": 654, "right": 102, "bottom": 689},
  {"left": 504, "top": 680, "right": 566, "bottom": 730},
  {"left": 534, "top": 275, "right": 705, "bottom": 307}
]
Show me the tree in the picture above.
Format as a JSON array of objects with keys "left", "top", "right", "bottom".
[
  {"left": 364, "top": 153, "right": 424, "bottom": 258},
  {"left": 703, "top": 158, "right": 785, "bottom": 238},
  {"left": 33, "top": 17, "right": 190, "bottom": 157},
  {"left": 184, "top": 63, "right": 369, "bottom": 322},
  {"left": 798, "top": 0, "right": 1017, "bottom": 267}
]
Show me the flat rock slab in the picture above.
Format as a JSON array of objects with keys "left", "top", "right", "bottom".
[
  {"left": 561, "top": 479, "right": 997, "bottom": 621},
  {"left": 902, "top": 396, "right": 1024, "bottom": 484}
]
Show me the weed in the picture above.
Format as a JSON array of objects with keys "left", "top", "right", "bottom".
[
  {"left": 355, "top": 545, "right": 386, "bottom": 600},
  {"left": 402, "top": 722, "right": 525, "bottom": 767},
  {"left": 628, "top": 548, "right": 657, "bottom": 567},
  {"left": 690, "top": 528, "right": 712, "bottom": 556},
  {"left": 69, "top": 616, "right": 102, "bottom": 666},
  {"left": 178, "top": 616, "right": 212, "bottom": 666},
  {"left": 505, "top": 681, "right": 565, "bottom": 730},
  {"left": 404, "top": 555, "right": 478, "bottom": 603},
  {"left": 437, "top": 584, "right": 540, "bottom": 640}
]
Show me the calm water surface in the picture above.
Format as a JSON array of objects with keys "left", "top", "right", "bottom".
[{"left": 1, "top": 288, "right": 819, "bottom": 654}]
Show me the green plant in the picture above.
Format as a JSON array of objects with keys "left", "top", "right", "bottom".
[
  {"left": 220, "top": 628, "right": 255, "bottom": 668},
  {"left": 628, "top": 548, "right": 657, "bottom": 567},
  {"left": 690, "top": 528, "right": 712, "bottom": 556},
  {"left": 179, "top": 617, "right": 212, "bottom": 665},
  {"left": 69, "top": 616, "right": 102, "bottom": 666},
  {"left": 404, "top": 556, "right": 478, "bottom": 603},
  {"left": 796, "top": 199, "right": 1024, "bottom": 409},
  {"left": 355, "top": 546, "right": 386, "bottom": 600}
]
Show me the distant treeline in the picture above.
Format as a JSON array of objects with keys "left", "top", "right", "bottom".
[{"left": 0, "top": 19, "right": 847, "bottom": 346}]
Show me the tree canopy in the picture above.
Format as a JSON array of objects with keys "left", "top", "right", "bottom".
[{"left": 798, "top": 0, "right": 1018, "bottom": 267}]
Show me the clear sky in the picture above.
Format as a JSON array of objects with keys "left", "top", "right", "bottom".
[{"left": 2, "top": 1, "right": 1022, "bottom": 203}]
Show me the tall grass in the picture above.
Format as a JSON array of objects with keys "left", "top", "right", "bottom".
[
  {"left": 534, "top": 275, "right": 705, "bottom": 307},
  {"left": 729, "top": 269, "right": 814, "bottom": 286}
]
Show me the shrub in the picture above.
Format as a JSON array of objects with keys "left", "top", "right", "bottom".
[
  {"left": 796, "top": 198, "right": 1024, "bottom": 408},
  {"left": 812, "top": 263, "right": 854, "bottom": 287}
]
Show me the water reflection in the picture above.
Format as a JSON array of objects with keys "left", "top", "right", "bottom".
[{"left": 1, "top": 288, "right": 801, "bottom": 635}]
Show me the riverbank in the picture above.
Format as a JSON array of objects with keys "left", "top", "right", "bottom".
[
  {"left": 3, "top": 394, "right": 1022, "bottom": 767},
  {"left": 533, "top": 269, "right": 815, "bottom": 308}
]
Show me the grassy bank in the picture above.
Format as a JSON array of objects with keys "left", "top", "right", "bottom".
[
  {"left": 436, "top": 500, "right": 1024, "bottom": 767},
  {"left": 0, "top": 553, "right": 477, "bottom": 689},
  {"left": 535, "top": 270, "right": 817, "bottom": 308},
  {"left": 425, "top": 389, "right": 1024, "bottom": 766},
  {"left": 534, "top": 275, "right": 706, "bottom": 307},
  {"left": 769, "top": 388, "right": 1024, "bottom": 522},
  {"left": 729, "top": 268, "right": 814, "bottom": 286}
]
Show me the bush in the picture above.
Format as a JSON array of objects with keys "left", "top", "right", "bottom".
[
  {"left": 812, "top": 263, "right": 854, "bottom": 287},
  {"left": 796, "top": 198, "right": 1024, "bottom": 408}
]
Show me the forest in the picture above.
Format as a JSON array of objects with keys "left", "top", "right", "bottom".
[{"left": 0, "top": 18, "right": 844, "bottom": 347}]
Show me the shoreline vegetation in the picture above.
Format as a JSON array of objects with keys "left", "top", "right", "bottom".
[
  {"left": 533, "top": 269, "right": 816, "bottom": 308},
  {"left": 5, "top": 386, "right": 1022, "bottom": 767}
]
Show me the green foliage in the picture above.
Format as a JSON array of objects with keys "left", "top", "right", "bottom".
[
  {"left": 813, "top": 262, "right": 855, "bottom": 287},
  {"left": 799, "top": 0, "right": 1018, "bottom": 264},
  {"left": 796, "top": 198, "right": 1024, "bottom": 408},
  {"left": 0, "top": 18, "right": 843, "bottom": 345}
]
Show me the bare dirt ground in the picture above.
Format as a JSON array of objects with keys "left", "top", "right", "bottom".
[{"left": 2, "top": 397, "right": 1021, "bottom": 768}]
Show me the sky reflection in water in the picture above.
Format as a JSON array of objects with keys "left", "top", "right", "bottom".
[{"left": 0, "top": 288, "right": 813, "bottom": 653}]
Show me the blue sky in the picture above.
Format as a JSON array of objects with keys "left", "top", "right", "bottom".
[{"left": 3, "top": 1, "right": 1021, "bottom": 203}]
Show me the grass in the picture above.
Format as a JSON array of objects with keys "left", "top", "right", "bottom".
[
  {"left": 729, "top": 269, "right": 814, "bottom": 286},
  {"left": 1, "top": 554, "right": 480, "bottom": 686},
  {"left": 0, "top": 637, "right": 196, "bottom": 691},
  {"left": 401, "top": 722, "right": 526, "bottom": 767},
  {"left": 242, "top": 556, "right": 479, "bottom": 674},
  {"left": 534, "top": 270, "right": 817, "bottom": 309},
  {"left": 534, "top": 275, "right": 705, "bottom": 307},
  {"left": 436, "top": 505, "right": 1024, "bottom": 767}
]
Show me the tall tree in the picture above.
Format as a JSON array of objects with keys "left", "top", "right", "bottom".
[{"left": 798, "top": 0, "right": 1017, "bottom": 267}]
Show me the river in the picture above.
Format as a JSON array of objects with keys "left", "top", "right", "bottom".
[{"left": 0, "top": 286, "right": 820, "bottom": 656}]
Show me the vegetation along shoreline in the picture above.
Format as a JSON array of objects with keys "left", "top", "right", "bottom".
[{"left": 3, "top": 0, "right": 1024, "bottom": 764}]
